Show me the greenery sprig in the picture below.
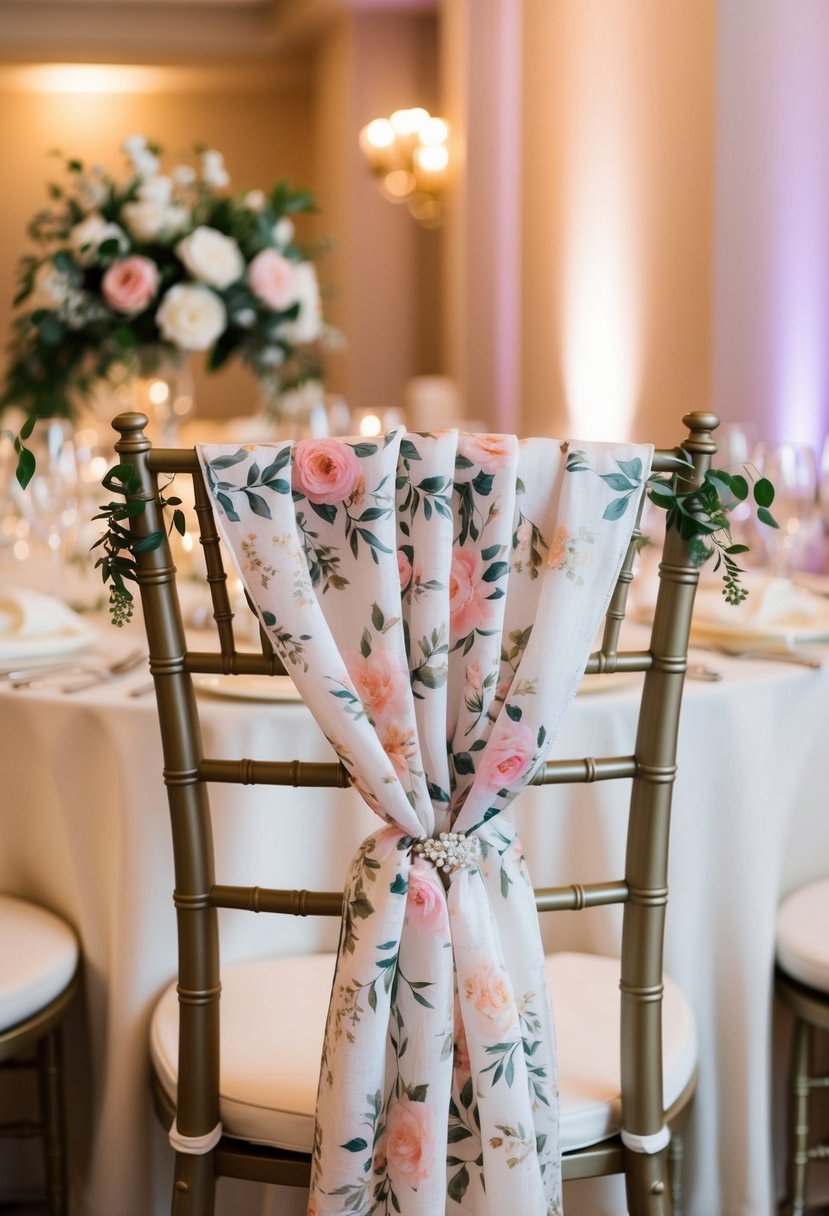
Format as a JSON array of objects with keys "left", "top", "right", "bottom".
[
  {"left": 91, "top": 462, "right": 185, "bottom": 625},
  {"left": 647, "top": 458, "right": 778, "bottom": 605}
]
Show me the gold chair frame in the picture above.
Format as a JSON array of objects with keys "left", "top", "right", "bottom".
[
  {"left": 776, "top": 968, "right": 829, "bottom": 1213},
  {"left": 114, "top": 410, "right": 717, "bottom": 1216}
]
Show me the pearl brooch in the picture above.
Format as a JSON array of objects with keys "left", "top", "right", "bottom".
[{"left": 413, "top": 831, "right": 482, "bottom": 873}]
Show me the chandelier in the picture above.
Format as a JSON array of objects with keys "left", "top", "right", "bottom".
[{"left": 358, "top": 108, "right": 450, "bottom": 227}]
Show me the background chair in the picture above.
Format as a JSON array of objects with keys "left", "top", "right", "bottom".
[
  {"left": 114, "top": 409, "right": 717, "bottom": 1216},
  {"left": 0, "top": 894, "right": 79, "bottom": 1215},
  {"left": 775, "top": 877, "right": 829, "bottom": 1214}
]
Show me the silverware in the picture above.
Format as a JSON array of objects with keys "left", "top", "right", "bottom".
[
  {"left": 11, "top": 648, "right": 147, "bottom": 691},
  {"left": 687, "top": 664, "right": 722, "bottom": 682}
]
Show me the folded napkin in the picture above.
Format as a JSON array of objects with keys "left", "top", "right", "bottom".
[
  {"left": 692, "top": 574, "right": 829, "bottom": 644},
  {"left": 0, "top": 586, "right": 95, "bottom": 663}
]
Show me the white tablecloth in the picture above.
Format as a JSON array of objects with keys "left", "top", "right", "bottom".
[{"left": 1, "top": 621, "right": 827, "bottom": 1216}]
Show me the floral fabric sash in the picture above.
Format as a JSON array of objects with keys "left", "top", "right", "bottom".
[{"left": 198, "top": 430, "right": 652, "bottom": 1216}]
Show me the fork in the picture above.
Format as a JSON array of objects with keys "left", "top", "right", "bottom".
[{"left": 11, "top": 648, "right": 147, "bottom": 691}]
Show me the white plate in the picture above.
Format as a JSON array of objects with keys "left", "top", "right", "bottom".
[
  {"left": 193, "top": 673, "right": 303, "bottom": 702},
  {"left": 577, "top": 672, "right": 643, "bottom": 696},
  {"left": 0, "top": 630, "right": 95, "bottom": 669}
]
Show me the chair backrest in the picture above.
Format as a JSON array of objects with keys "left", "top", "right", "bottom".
[{"left": 113, "top": 409, "right": 715, "bottom": 1169}]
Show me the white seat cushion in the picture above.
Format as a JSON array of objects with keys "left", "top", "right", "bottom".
[
  {"left": 0, "top": 894, "right": 79, "bottom": 1031},
  {"left": 777, "top": 877, "right": 829, "bottom": 993},
  {"left": 150, "top": 949, "right": 697, "bottom": 1155}
]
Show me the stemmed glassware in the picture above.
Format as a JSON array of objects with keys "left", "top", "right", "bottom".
[
  {"left": 13, "top": 420, "right": 79, "bottom": 595},
  {"left": 753, "top": 441, "right": 818, "bottom": 577}
]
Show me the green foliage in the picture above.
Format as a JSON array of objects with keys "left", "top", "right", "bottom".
[
  {"left": 91, "top": 462, "right": 183, "bottom": 625},
  {"left": 647, "top": 458, "right": 778, "bottom": 605}
]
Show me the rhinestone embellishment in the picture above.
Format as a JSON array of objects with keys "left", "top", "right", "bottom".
[{"left": 413, "top": 832, "right": 482, "bottom": 873}]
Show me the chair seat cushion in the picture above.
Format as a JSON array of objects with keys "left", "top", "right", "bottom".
[
  {"left": 150, "top": 949, "right": 697, "bottom": 1155},
  {"left": 0, "top": 895, "right": 79, "bottom": 1031},
  {"left": 776, "top": 877, "right": 829, "bottom": 993}
]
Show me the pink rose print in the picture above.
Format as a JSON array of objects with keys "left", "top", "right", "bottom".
[
  {"left": 247, "top": 247, "right": 296, "bottom": 311},
  {"left": 347, "top": 651, "right": 408, "bottom": 719},
  {"left": 294, "top": 439, "right": 360, "bottom": 505},
  {"left": 477, "top": 719, "right": 535, "bottom": 792},
  {"left": 462, "top": 433, "right": 513, "bottom": 473},
  {"left": 463, "top": 957, "right": 519, "bottom": 1040},
  {"left": 381, "top": 721, "right": 418, "bottom": 780},
  {"left": 397, "top": 548, "right": 413, "bottom": 591},
  {"left": 449, "top": 548, "right": 494, "bottom": 639},
  {"left": 101, "top": 256, "right": 159, "bottom": 314},
  {"left": 405, "top": 859, "right": 448, "bottom": 934},
  {"left": 385, "top": 1095, "right": 436, "bottom": 1188}
]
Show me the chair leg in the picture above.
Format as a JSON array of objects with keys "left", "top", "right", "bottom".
[
  {"left": 668, "top": 1133, "right": 684, "bottom": 1216},
  {"left": 37, "top": 1030, "right": 68, "bottom": 1216},
  {"left": 783, "top": 1016, "right": 812, "bottom": 1216},
  {"left": 624, "top": 1145, "right": 671, "bottom": 1215},
  {"left": 171, "top": 1151, "right": 217, "bottom": 1216}
]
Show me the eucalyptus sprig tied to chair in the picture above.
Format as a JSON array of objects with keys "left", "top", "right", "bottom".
[{"left": 113, "top": 410, "right": 717, "bottom": 1216}]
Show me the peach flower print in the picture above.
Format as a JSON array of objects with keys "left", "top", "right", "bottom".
[
  {"left": 462, "top": 433, "right": 513, "bottom": 473},
  {"left": 477, "top": 719, "right": 535, "bottom": 793},
  {"left": 453, "top": 992, "right": 471, "bottom": 1078},
  {"left": 294, "top": 439, "right": 360, "bottom": 505},
  {"left": 397, "top": 548, "right": 413, "bottom": 591},
  {"left": 381, "top": 721, "right": 418, "bottom": 781},
  {"left": 449, "top": 548, "right": 494, "bottom": 639},
  {"left": 547, "top": 524, "right": 570, "bottom": 570},
  {"left": 463, "top": 957, "right": 519, "bottom": 1040},
  {"left": 385, "top": 1095, "right": 436, "bottom": 1188},
  {"left": 405, "top": 859, "right": 448, "bottom": 934},
  {"left": 101, "top": 256, "right": 159, "bottom": 314},
  {"left": 346, "top": 650, "right": 408, "bottom": 719}
]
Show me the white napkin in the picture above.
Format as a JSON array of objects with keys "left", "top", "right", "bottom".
[
  {"left": 0, "top": 586, "right": 95, "bottom": 663},
  {"left": 692, "top": 574, "right": 829, "bottom": 644}
]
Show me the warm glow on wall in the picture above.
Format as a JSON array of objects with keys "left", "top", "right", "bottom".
[
  {"left": 12, "top": 64, "right": 166, "bottom": 94},
  {"left": 560, "top": 4, "right": 642, "bottom": 441}
]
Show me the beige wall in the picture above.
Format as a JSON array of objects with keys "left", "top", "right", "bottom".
[
  {"left": 312, "top": 9, "right": 441, "bottom": 414},
  {"left": 0, "top": 69, "right": 315, "bottom": 420},
  {"left": 521, "top": 0, "right": 716, "bottom": 446}
]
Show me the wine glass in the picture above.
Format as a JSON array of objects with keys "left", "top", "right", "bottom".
[
  {"left": 753, "top": 441, "right": 818, "bottom": 577},
  {"left": 14, "top": 420, "right": 79, "bottom": 595}
]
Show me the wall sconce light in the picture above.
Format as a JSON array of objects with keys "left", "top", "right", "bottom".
[{"left": 359, "top": 108, "right": 449, "bottom": 227}]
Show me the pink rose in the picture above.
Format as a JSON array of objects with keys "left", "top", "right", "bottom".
[
  {"left": 463, "top": 958, "right": 519, "bottom": 1040},
  {"left": 461, "top": 433, "right": 513, "bottom": 473},
  {"left": 247, "top": 247, "right": 297, "bottom": 311},
  {"left": 347, "top": 651, "right": 408, "bottom": 719},
  {"left": 405, "top": 859, "right": 448, "bottom": 934},
  {"left": 449, "top": 548, "right": 493, "bottom": 639},
  {"left": 101, "top": 256, "right": 160, "bottom": 314},
  {"left": 477, "top": 719, "right": 535, "bottom": 792},
  {"left": 397, "top": 549, "right": 413, "bottom": 591},
  {"left": 385, "top": 1095, "right": 435, "bottom": 1188},
  {"left": 294, "top": 439, "right": 360, "bottom": 505}
]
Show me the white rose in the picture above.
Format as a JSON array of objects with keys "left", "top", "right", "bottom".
[
  {"left": 273, "top": 217, "right": 294, "bottom": 248},
  {"left": 277, "top": 262, "right": 322, "bottom": 344},
  {"left": 244, "top": 190, "right": 265, "bottom": 212},
  {"left": 121, "top": 200, "right": 167, "bottom": 242},
  {"left": 28, "top": 261, "right": 71, "bottom": 310},
  {"left": 163, "top": 204, "right": 191, "bottom": 237},
  {"left": 201, "top": 149, "right": 230, "bottom": 190},
  {"left": 172, "top": 164, "right": 197, "bottom": 188},
  {"left": 121, "top": 134, "right": 147, "bottom": 158},
  {"left": 137, "top": 175, "right": 173, "bottom": 205},
  {"left": 156, "top": 284, "right": 226, "bottom": 351},
  {"left": 175, "top": 226, "right": 243, "bottom": 289},
  {"left": 69, "top": 214, "right": 129, "bottom": 265}
]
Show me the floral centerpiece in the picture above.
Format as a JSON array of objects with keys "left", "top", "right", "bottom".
[{"left": 1, "top": 135, "right": 334, "bottom": 485}]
